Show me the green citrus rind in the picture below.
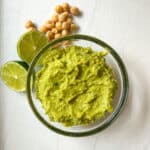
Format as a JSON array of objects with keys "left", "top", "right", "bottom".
[
  {"left": 17, "top": 30, "right": 48, "bottom": 64},
  {"left": 0, "top": 61, "right": 29, "bottom": 92}
]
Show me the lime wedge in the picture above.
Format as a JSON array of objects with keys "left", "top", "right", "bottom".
[
  {"left": 0, "top": 61, "right": 28, "bottom": 92},
  {"left": 17, "top": 30, "right": 48, "bottom": 64}
]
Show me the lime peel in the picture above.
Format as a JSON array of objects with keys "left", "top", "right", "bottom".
[
  {"left": 0, "top": 61, "right": 29, "bottom": 92},
  {"left": 17, "top": 30, "right": 48, "bottom": 64}
]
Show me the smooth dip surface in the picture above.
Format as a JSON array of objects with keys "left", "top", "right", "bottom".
[{"left": 35, "top": 46, "right": 117, "bottom": 126}]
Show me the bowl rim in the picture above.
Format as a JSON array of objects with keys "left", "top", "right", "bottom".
[{"left": 26, "top": 34, "right": 129, "bottom": 137}]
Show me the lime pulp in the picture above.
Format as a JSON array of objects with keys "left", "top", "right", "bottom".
[
  {"left": 17, "top": 30, "right": 48, "bottom": 64},
  {"left": 0, "top": 61, "right": 28, "bottom": 92}
]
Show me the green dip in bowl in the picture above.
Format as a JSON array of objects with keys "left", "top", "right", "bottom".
[
  {"left": 35, "top": 45, "right": 117, "bottom": 126},
  {"left": 27, "top": 34, "right": 128, "bottom": 137}
]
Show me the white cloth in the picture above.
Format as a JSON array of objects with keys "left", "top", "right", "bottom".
[{"left": 0, "top": 0, "right": 150, "bottom": 150}]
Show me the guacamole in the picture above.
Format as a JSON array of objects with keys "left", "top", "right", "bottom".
[{"left": 35, "top": 46, "right": 117, "bottom": 126}]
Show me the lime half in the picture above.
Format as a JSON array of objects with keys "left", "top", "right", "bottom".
[
  {"left": 0, "top": 61, "right": 28, "bottom": 92},
  {"left": 17, "top": 30, "right": 48, "bottom": 64}
]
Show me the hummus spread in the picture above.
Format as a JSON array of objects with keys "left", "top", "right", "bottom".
[{"left": 36, "top": 46, "right": 117, "bottom": 126}]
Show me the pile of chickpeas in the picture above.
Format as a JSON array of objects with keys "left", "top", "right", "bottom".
[{"left": 25, "top": 3, "right": 80, "bottom": 41}]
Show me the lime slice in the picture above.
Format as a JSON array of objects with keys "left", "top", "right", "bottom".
[
  {"left": 17, "top": 30, "right": 48, "bottom": 64},
  {"left": 0, "top": 61, "right": 28, "bottom": 92}
]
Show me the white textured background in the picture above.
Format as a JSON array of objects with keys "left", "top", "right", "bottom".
[{"left": 0, "top": 0, "right": 150, "bottom": 150}]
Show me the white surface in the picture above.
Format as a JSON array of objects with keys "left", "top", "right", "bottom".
[{"left": 0, "top": 0, "right": 150, "bottom": 149}]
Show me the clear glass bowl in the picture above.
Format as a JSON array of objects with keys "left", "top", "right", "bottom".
[{"left": 26, "top": 34, "right": 129, "bottom": 137}]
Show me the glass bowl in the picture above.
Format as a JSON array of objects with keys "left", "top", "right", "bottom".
[{"left": 26, "top": 34, "right": 129, "bottom": 137}]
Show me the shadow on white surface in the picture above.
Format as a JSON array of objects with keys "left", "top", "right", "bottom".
[
  {"left": 0, "top": 0, "right": 4, "bottom": 148},
  {"left": 0, "top": 83, "right": 4, "bottom": 150},
  {"left": 111, "top": 59, "right": 148, "bottom": 130},
  {"left": 91, "top": 58, "right": 150, "bottom": 149}
]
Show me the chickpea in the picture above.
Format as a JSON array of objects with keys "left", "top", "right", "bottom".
[
  {"left": 25, "top": 20, "right": 34, "bottom": 28},
  {"left": 59, "top": 12, "right": 69, "bottom": 22},
  {"left": 70, "top": 6, "right": 80, "bottom": 16},
  {"left": 51, "top": 28, "right": 58, "bottom": 34},
  {"left": 50, "top": 21, "right": 55, "bottom": 27},
  {"left": 70, "top": 23, "right": 78, "bottom": 31},
  {"left": 62, "top": 29, "right": 69, "bottom": 36},
  {"left": 55, "top": 21, "right": 62, "bottom": 27},
  {"left": 51, "top": 14, "right": 59, "bottom": 22},
  {"left": 63, "top": 12, "right": 70, "bottom": 17},
  {"left": 62, "top": 2, "right": 70, "bottom": 12},
  {"left": 55, "top": 22, "right": 62, "bottom": 31},
  {"left": 46, "top": 31, "right": 54, "bottom": 41},
  {"left": 45, "top": 22, "right": 55, "bottom": 29},
  {"left": 54, "top": 33, "right": 62, "bottom": 39},
  {"left": 62, "top": 22, "right": 70, "bottom": 30},
  {"left": 45, "top": 20, "right": 51, "bottom": 24},
  {"left": 39, "top": 25, "right": 49, "bottom": 33},
  {"left": 27, "top": 26, "right": 36, "bottom": 31},
  {"left": 66, "top": 17, "right": 73, "bottom": 24},
  {"left": 55, "top": 5, "right": 64, "bottom": 13},
  {"left": 63, "top": 40, "right": 71, "bottom": 45}
]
